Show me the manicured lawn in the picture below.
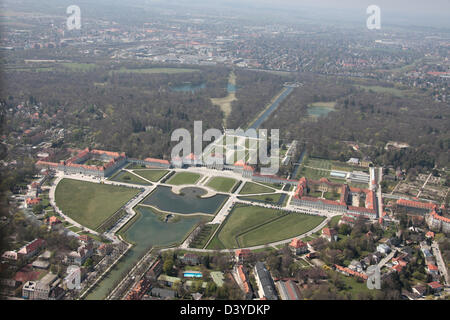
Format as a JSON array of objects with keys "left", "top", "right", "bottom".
[
  {"left": 55, "top": 179, "right": 140, "bottom": 230},
  {"left": 239, "top": 182, "right": 275, "bottom": 195},
  {"left": 206, "top": 177, "right": 237, "bottom": 193},
  {"left": 165, "top": 172, "right": 202, "bottom": 185},
  {"left": 259, "top": 182, "right": 284, "bottom": 190},
  {"left": 59, "top": 62, "right": 98, "bottom": 71},
  {"left": 132, "top": 169, "right": 169, "bottom": 182},
  {"left": 237, "top": 213, "right": 325, "bottom": 248},
  {"left": 212, "top": 204, "right": 325, "bottom": 249},
  {"left": 109, "top": 171, "right": 151, "bottom": 185},
  {"left": 213, "top": 204, "right": 283, "bottom": 248}
]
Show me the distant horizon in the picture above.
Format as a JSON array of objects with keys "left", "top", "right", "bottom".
[{"left": 2, "top": 0, "right": 449, "bottom": 29}]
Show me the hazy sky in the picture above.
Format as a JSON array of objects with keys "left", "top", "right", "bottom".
[{"left": 156, "top": 0, "right": 450, "bottom": 28}]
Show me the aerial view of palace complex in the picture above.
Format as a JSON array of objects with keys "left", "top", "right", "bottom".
[{"left": 0, "top": 0, "right": 449, "bottom": 302}]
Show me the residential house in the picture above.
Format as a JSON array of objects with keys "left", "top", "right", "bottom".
[
  {"left": 427, "top": 281, "right": 443, "bottom": 293},
  {"left": 289, "top": 238, "right": 308, "bottom": 255},
  {"left": 66, "top": 242, "right": 93, "bottom": 266},
  {"left": 427, "top": 263, "right": 439, "bottom": 276},
  {"left": 18, "top": 238, "right": 45, "bottom": 259}
]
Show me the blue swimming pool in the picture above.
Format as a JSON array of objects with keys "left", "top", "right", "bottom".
[{"left": 184, "top": 271, "right": 203, "bottom": 278}]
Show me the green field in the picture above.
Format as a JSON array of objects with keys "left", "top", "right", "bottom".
[
  {"left": 165, "top": 172, "right": 202, "bottom": 185},
  {"left": 209, "top": 204, "right": 324, "bottom": 249},
  {"left": 237, "top": 213, "right": 325, "bottom": 248},
  {"left": 112, "top": 67, "right": 200, "bottom": 74},
  {"left": 55, "top": 179, "right": 140, "bottom": 230},
  {"left": 206, "top": 177, "right": 237, "bottom": 193},
  {"left": 357, "top": 85, "right": 412, "bottom": 97},
  {"left": 132, "top": 169, "right": 169, "bottom": 182},
  {"left": 239, "top": 182, "right": 275, "bottom": 195},
  {"left": 238, "top": 193, "right": 284, "bottom": 204},
  {"left": 109, "top": 171, "right": 151, "bottom": 185},
  {"left": 59, "top": 62, "right": 98, "bottom": 71}
]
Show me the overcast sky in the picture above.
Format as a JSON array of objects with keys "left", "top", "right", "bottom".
[{"left": 182, "top": 0, "right": 450, "bottom": 28}]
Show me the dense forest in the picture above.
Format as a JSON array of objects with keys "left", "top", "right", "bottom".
[
  {"left": 263, "top": 73, "right": 450, "bottom": 171},
  {"left": 1, "top": 65, "right": 290, "bottom": 160},
  {"left": 227, "top": 70, "right": 288, "bottom": 128}
]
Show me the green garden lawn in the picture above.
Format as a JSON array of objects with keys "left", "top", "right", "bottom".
[
  {"left": 109, "top": 171, "right": 151, "bottom": 185},
  {"left": 238, "top": 193, "right": 283, "bottom": 204},
  {"left": 165, "top": 172, "right": 202, "bottom": 185},
  {"left": 237, "top": 213, "right": 325, "bottom": 248},
  {"left": 55, "top": 179, "right": 140, "bottom": 230},
  {"left": 206, "top": 177, "right": 237, "bottom": 193},
  {"left": 238, "top": 182, "right": 275, "bottom": 195},
  {"left": 213, "top": 205, "right": 285, "bottom": 248}
]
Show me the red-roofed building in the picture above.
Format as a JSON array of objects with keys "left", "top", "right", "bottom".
[
  {"left": 334, "top": 264, "right": 368, "bottom": 280},
  {"left": 396, "top": 199, "right": 435, "bottom": 211},
  {"left": 25, "top": 198, "right": 41, "bottom": 208},
  {"left": 427, "top": 263, "right": 439, "bottom": 275},
  {"left": 2, "top": 251, "right": 18, "bottom": 261},
  {"left": 46, "top": 216, "right": 62, "bottom": 230},
  {"left": 427, "top": 281, "right": 443, "bottom": 292},
  {"left": 143, "top": 158, "right": 171, "bottom": 168},
  {"left": 78, "top": 235, "right": 92, "bottom": 245},
  {"left": 18, "top": 239, "right": 45, "bottom": 259},
  {"left": 289, "top": 238, "right": 308, "bottom": 255},
  {"left": 425, "top": 231, "right": 435, "bottom": 239},
  {"left": 236, "top": 265, "right": 252, "bottom": 299},
  {"left": 426, "top": 208, "right": 450, "bottom": 234}
]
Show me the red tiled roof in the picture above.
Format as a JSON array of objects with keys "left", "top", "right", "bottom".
[
  {"left": 396, "top": 199, "right": 435, "bottom": 210},
  {"left": 427, "top": 263, "right": 438, "bottom": 271},
  {"left": 335, "top": 264, "right": 368, "bottom": 280},
  {"left": 322, "top": 228, "right": 337, "bottom": 237},
  {"left": 18, "top": 239, "right": 44, "bottom": 255},
  {"left": 235, "top": 249, "right": 252, "bottom": 258},
  {"left": 430, "top": 209, "right": 450, "bottom": 223},
  {"left": 26, "top": 198, "right": 41, "bottom": 205},
  {"left": 428, "top": 281, "right": 443, "bottom": 289},
  {"left": 289, "top": 238, "right": 307, "bottom": 249},
  {"left": 144, "top": 158, "right": 170, "bottom": 165}
]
